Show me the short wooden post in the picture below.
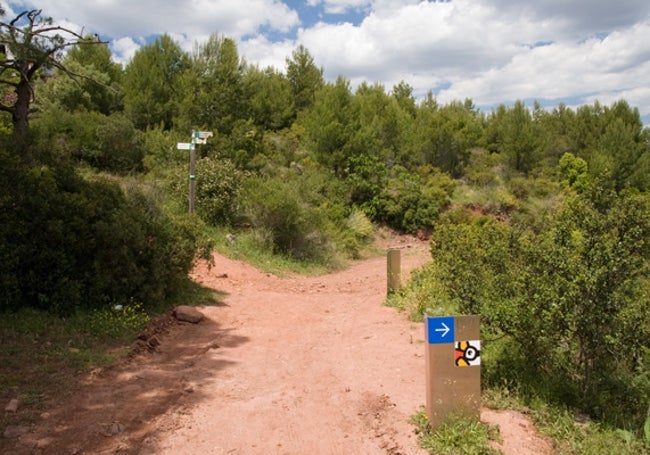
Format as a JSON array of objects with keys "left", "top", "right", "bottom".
[
  {"left": 387, "top": 249, "right": 401, "bottom": 294},
  {"left": 425, "top": 315, "right": 481, "bottom": 429}
]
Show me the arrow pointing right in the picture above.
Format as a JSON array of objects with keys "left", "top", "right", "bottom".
[{"left": 434, "top": 322, "right": 450, "bottom": 338}]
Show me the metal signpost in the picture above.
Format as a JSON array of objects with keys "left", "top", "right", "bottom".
[
  {"left": 177, "top": 130, "right": 213, "bottom": 214},
  {"left": 425, "top": 315, "right": 481, "bottom": 429}
]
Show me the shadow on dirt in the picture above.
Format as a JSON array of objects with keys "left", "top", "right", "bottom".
[{"left": 5, "top": 309, "right": 249, "bottom": 455}]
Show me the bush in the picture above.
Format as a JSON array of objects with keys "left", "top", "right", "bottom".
[
  {"left": 376, "top": 166, "right": 454, "bottom": 233},
  {"left": 0, "top": 145, "right": 211, "bottom": 314},
  {"left": 241, "top": 174, "right": 336, "bottom": 262},
  {"left": 339, "top": 208, "right": 375, "bottom": 259},
  {"left": 195, "top": 157, "right": 247, "bottom": 226},
  {"left": 33, "top": 110, "right": 144, "bottom": 174}
]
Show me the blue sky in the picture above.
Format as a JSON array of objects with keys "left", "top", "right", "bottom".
[{"left": 5, "top": 1, "right": 650, "bottom": 124}]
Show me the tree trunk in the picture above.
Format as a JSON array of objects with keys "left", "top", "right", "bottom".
[{"left": 13, "top": 80, "right": 31, "bottom": 136}]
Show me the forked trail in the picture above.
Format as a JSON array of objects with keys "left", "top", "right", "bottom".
[{"left": 5, "top": 235, "right": 551, "bottom": 454}]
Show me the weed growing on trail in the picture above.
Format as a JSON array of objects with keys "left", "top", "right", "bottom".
[
  {"left": 83, "top": 300, "right": 150, "bottom": 339},
  {"left": 411, "top": 409, "right": 501, "bottom": 455}
]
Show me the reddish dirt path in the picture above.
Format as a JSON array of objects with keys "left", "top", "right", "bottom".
[
  {"left": 4, "top": 235, "right": 552, "bottom": 454},
  {"left": 150, "top": 239, "right": 432, "bottom": 455}
]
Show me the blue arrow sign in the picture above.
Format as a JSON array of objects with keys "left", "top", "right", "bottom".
[{"left": 426, "top": 316, "right": 455, "bottom": 344}]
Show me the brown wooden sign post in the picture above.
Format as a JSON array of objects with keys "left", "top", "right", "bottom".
[
  {"left": 425, "top": 315, "right": 481, "bottom": 429},
  {"left": 387, "top": 249, "right": 401, "bottom": 294}
]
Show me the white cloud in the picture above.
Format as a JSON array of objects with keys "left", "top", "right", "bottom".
[
  {"left": 110, "top": 37, "right": 143, "bottom": 66},
  {"left": 282, "top": 0, "right": 650, "bottom": 121},
  {"left": 4, "top": 0, "right": 650, "bottom": 121},
  {"left": 239, "top": 35, "right": 296, "bottom": 70},
  {"left": 8, "top": 0, "right": 299, "bottom": 39},
  {"left": 437, "top": 19, "right": 650, "bottom": 107}
]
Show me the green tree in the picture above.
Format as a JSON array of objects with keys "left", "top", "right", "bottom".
[
  {"left": 569, "top": 102, "right": 604, "bottom": 161},
  {"left": 244, "top": 64, "right": 294, "bottom": 130},
  {"left": 536, "top": 103, "right": 579, "bottom": 165},
  {"left": 36, "top": 60, "right": 115, "bottom": 114},
  {"left": 123, "top": 34, "right": 188, "bottom": 130},
  {"left": 391, "top": 80, "right": 416, "bottom": 117},
  {"left": 66, "top": 37, "right": 122, "bottom": 84},
  {"left": 409, "top": 99, "right": 482, "bottom": 177},
  {"left": 592, "top": 101, "right": 649, "bottom": 191},
  {"left": 285, "top": 45, "right": 324, "bottom": 113},
  {"left": 301, "top": 76, "right": 355, "bottom": 174},
  {"left": 344, "top": 152, "right": 387, "bottom": 215},
  {"left": 349, "top": 82, "right": 409, "bottom": 168},
  {"left": 489, "top": 101, "right": 540, "bottom": 174},
  {"left": 180, "top": 34, "right": 245, "bottom": 134},
  {"left": 62, "top": 38, "right": 123, "bottom": 113}
]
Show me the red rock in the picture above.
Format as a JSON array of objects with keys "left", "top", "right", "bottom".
[{"left": 173, "top": 306, "right": 204, "bottom": 323}]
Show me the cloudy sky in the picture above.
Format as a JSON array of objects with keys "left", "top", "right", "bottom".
[{"left": 4, "top": 1, "right": 650, "bottom": 123}]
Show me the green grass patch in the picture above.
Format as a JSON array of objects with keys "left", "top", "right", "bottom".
[
  {"left": 481, "top": 388, "right": 649, "bottom": 454},
  {"left": 411, "top": 409, "right": 501, "bottom": 455},
  {"left": 529, "top": 401, "right": 649, "bottom": 455},
  {"left": 206, "top": 224, "right": 350, "bottom": 276},
  {"left": 385, "top": 263, "right": 456, "bottom": 322},
  {"left": 0, "top": 304, "right": 148, "bottom": 430}
]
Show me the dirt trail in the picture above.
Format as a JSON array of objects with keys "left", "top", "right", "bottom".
[
  {"left": 4, "top": 235, "right": 552, "bottom": 454},
  {"left": 151, "top": 239, "right": 431, "bottom": 455}
]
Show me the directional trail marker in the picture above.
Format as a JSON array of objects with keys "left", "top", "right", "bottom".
[
  {"left": 192, "top": 131, "right": 213, "bottom": 144},
  {"left": 426, "top": 316, "right": 454, "bottom": 344},
  {"left": 184, "top": 130, "right": 214, "bottom": 214},
  {"left": 425, "top": 315, "right": 481, "bottom": 429}
]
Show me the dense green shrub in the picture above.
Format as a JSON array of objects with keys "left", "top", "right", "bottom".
[
  {"left": 558, "top": 152, "right": 589, "bottom": 191},
  {"left": 337, "top": 208, "right": 375, "bottom": 259},
  {"left": 344, "top": 152, "right": 387, "bottom": 216},
  {"left": 195, "top": 157, "right": 247, "bottom": 226},
  {"left": 241, "top": 174, "right": 336, "bottom": 262},
  {"left": 376, "top": 166, "right": 455, "bottom": 233},
  {"left": 140, "top": 126, "right": 190, "bottom": 173},
  {"left": 0, "top": 145, "right": 211, "bottom": 314},
  {"left": 33, "top": 110, "right": 145, "bottom": 174},
  {"left": 430, "top": 216, "right": 518, "bottom": 321}
]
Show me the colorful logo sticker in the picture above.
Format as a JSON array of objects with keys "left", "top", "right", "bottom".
[{"left": 455, "top": 340, "right": 481, "bottom": 367}]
